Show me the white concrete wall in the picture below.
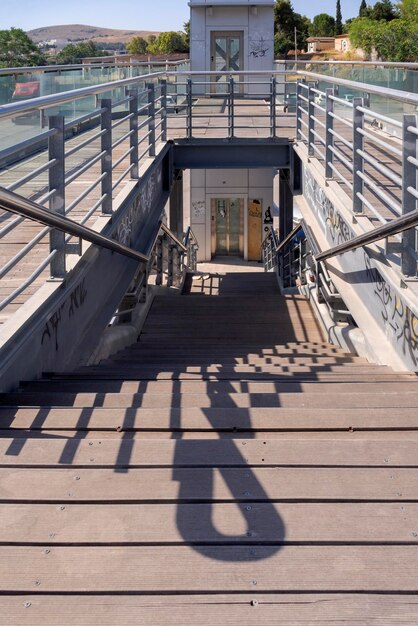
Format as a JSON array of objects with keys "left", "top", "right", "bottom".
[
  {"left": 190, "top": 168, "right": 274, "bottom": 261},
  {"left": 190, "top": 3, "right": 274, "bottom": 95},
  {"left": 295, "top": 148, "right": 418, "bottom": 371}
]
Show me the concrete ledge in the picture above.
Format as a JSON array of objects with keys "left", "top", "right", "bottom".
[{"left": 294, "top": 144, "right": 418, "bottom": 371}]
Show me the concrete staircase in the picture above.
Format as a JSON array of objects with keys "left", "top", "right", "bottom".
[{"left": 1, "top": 265, "right": 418, "bottom": 624}]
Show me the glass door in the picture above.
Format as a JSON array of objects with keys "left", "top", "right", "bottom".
[
  {"left": 211, "top": 198, "right": 244, "bottom": 256},
  {"left": 210, "top": 32, "right": 244, "bottom": 94}
]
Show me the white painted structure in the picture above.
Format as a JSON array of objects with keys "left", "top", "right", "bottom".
[
  {"left": 186, "top": 0, "right": 276, "bottom": 261},
  {"left": 189, "top": 0, "right": 275, "bottom": 96},
  {"left": 189, "top": 168, "right": 275, "bottom": 261}
]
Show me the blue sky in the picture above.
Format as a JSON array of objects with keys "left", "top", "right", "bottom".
[{"left": 2, "top": 0, "right": 360, "bottom": 32}]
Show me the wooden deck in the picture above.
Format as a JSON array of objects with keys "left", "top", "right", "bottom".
[{"left": 1, "top": 263, "right": 418, "bottom": 623}]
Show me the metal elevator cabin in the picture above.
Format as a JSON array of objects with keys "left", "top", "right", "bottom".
[{"left": 0, "top": 0, "right": 417, "bottom": 622}]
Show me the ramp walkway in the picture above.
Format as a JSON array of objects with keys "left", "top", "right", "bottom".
[{"left": 1, "top": 262, "right": 418, "bottom": 623}]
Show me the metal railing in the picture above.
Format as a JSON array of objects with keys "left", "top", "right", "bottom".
[
  {"left": 263, "top": 209, "right": 418, "bottom": 315},
  {"left": 295, "top": 71, "right": 418, "bottom": 277},
  {"left": 0, "top": 63, "right": 417, "bottom": 320},
  {"left": 0, "top": 187, "right": 198, "bottom": 321}
]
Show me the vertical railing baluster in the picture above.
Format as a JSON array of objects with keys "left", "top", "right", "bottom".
[
  {"left": 402, "top": 114, "right": 418, "bottom": 276},
  {"left": 187, "top": 78, "right": 193, "bottom": 139},
  {"left": 167, "top": 244, "right": 174, "bottom": 287},
  {"left": 128, "top": 90, "right": 139, "bottom": 179},
  {"left": 307, "top": 81, "right": 315, "bottom": 157},
  {"left": 100, "top": 98, "right": 112, "bottom": 215},
  {"left": 353, "top": 97, "right": 364, "bottom": 214},
  {"left": 156, "top": 236, "right": 163, "bottom": 286},
  {"left": 228, "top": 76, "right": 234, "bottom": 139},
  {"left": 147, "top": 82, "right": 156, "bottom": 157},
  {"left": 48, "top": 115, "right": 66, "bottom": 278},
  {"left": 160, "top": 79, "right": 167, "bottom": 142},
  {"left": 325, "top": 88, "right": 334, "bottom": 180},
  {"left": 296, "top": 81, "right": 302, "bottom": 140},
  {"left": 270, "top": 76, "right": 277, "bottom": 139}
]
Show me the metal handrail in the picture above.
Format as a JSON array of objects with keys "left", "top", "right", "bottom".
[
  {"left": 316, "top": 209, "right": 418, "bottom": 263},
  {"left": 161, "top": 223, "right": 187, "bottom": 252},
  {"left": 0, "top": 70, "right": 166, "bottom": 120},
  {"left": 183, "top": 226, "right": 199, "bottom": 249},
  {"left": 0, "top": 187, "right": 191, "bottom": 268},
  {"left": 296, "top": 70, "right": 418, "bottom": 106},
  {"left": 0, "top": 59, "right": 189, "bottom": 76},
  {"left": 0, "top": 187, "right": 148, "bottom": 264},
  {"left": 277, "top": 60, "right": 418, "bottom": 69},
  {"left": 274, "top": 222, "right": 303, "bottom": 255}
]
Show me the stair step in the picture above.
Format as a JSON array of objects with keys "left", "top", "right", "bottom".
[
  {"left": 3, "top": 390, "right": 418, "bottom": 408},
  {"left": 0, "top": 437, "right": 418, "bottom": 467},
  {"left": 22, "top": 379, "right": 417, "bottom": 394},
  {"left": 2, "top": 406, "right": 418, "bottom": 432}
]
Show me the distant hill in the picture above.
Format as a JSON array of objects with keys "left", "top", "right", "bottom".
[{"left": 27, "top": 24, "right": 160, "bottom": 45}]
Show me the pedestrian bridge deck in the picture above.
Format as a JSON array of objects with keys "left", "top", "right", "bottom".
[
  {"left": 1, "top": 261, "right": 418, "bottom": 624},
  {"left": 0, "top": 96, "right": 404, "bottom": 327}
]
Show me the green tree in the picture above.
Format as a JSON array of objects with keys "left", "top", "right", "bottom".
[
  {"left": 183, "top": 20, "right": 190, "bottom": 49},
  {"left": 343, "top": 17, "right": 355, "bottom": 31},
  {"left": 56, "top": 41, "right": 108, "bottom": 64},
  {"left": 310, "top": 13, "right": 336, "bottom": 37},
  {"left": 370, "top": 0, "right": 396, "bottom": 21},
  {"left": 359, "top": 0, "right": 368, "bottom": 16},
  {"left": 126, "top": 36, "right": 148, "bottom": 55},
  {"left": 336, "top": 0, "right": 343, "bottom": 34},
  {"left": 274, "top": 0, "right": 310, "bottom": 56},
  {"left": 349, "top": 17, "right": 379, "bottom": 53},
  {"left": 376, "top": 19, "right": 418, "bottom": 59},
  {"left": 0, "top": 28, "right": 46, "bottom": 68},
  {"left": 148, "top": 31, "right": 188, "bottom": 54},
  {"left": 396, "top": 0, "right": 418, "bottom": 20}
]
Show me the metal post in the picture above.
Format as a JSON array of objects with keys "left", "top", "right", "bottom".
[
  {"left": 128, "top": 90, "right": 139, "bottom": 179},
  {"left": 156, "top": 236, "right": 163, "bottom": 286},
  {"left": 167, "top": 244, "right": 174, "bottom": 287},
  {"left": 228, "top": 76, "right": 234, "bottom": 139},
  {"left": 100, "top": 98, "right": 112, "bottom": 215},
  {"left": 270, "top": 76, "right": 277, "bottom": 139},
  {"left": 296, "top": 81, "right": 302, "bottom": 140},
  {"left": 307, "top": 82, "right": 315, "bottom": 157},
  {"left": 175, "top": 247, "right": 182, "bottom": 286},
  {"left": 48, "top": 115, "right": 66, "bottom": 278},
  {"left": 402, "top": 114, "right": 418, "bottom": 276},
  {"left": 353, "top": 97, "right": 364, "bottom": 214},
  {"left": 147, "top": 82, "right": 156, "bottom": 157},
  {"left": 325, "top": 88, "right": 334, "bottom": 180},
  {"left": 187, "top": 78, "right": 193, "bottom": 139},
  {"left": 160, "top": 79, "right": 167, "bottom": 142}
]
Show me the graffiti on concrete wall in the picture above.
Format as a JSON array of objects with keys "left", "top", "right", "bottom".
[
  {"left": 364, "top": 254, "right": 418, "bottom": 366},
  {"left": 42, "top": 278, "right": 88, "bottom": 351},
  {"left": 116, "top": 163, "right": 163, "bottom": 246},
  {"left": 250, "top": 38, "right": 270, "bottom": 58},
  {"left": 192, "top": 201, "right": 205, "bottom": 219},
  {"left": 303, "top": 168, "right": 353, "bottom": 245}
]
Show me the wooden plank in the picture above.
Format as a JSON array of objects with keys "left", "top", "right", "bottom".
[
  {"left": 2, "top": 405, "right": 418, "bottom": 432},
  {"left": 0, "top": 438, "right": 417, "bottom": 467},
  {"left": 0, "top": 467, "right": 416, "bottom": 501},
  {"left": 4, "top": 429, "right": 418, "bottom": 441},
  {"left": 4, "top": 389, "right": 417, "bottom": 407},
  {"left": 1, "top": 502, "right": 417, "bottom": 544},
  {"left": 1, "top": 545, "right": 418, "bottom": 592},
  {"left": 20, "top": 380, "right": 418, "bottom": 394},
  {"left": 2, "top": 594, "right": 418, "bottom": 626}
]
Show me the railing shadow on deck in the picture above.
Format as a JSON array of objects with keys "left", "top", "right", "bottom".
[{"left": 0, "top": 285, "right": 334, "bottom": 562}]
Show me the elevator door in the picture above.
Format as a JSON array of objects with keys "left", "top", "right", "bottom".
[
  {"left": 211, "top": 198, "right": 244, "bottom": 256},
  {"left": 210, "top": 32, "right": 244, "bottom": 94}
]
